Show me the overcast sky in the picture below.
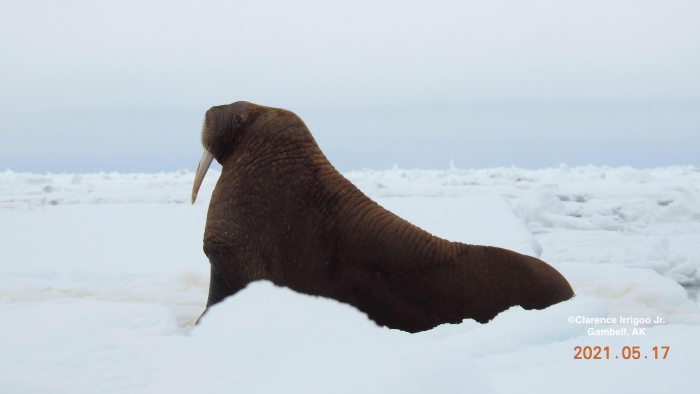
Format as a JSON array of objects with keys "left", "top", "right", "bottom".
[{"left": 1, "top": 1, "right": 699, "bottom": 173}]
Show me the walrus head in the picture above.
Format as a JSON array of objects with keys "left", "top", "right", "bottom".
[
  {"left": 192, "top": 102, "right": 247, "bottom": 203},
  {"left": 191, "top": 101, "right": 298, "bottom": 204}
]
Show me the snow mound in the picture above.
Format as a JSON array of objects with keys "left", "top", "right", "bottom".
[{"left": 150, "top": 281, "right": 495, "bottom": 393}]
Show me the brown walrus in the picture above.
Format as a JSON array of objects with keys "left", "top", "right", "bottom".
[{"left": 191, "top": 101, "right": 574, "bottom": 332}]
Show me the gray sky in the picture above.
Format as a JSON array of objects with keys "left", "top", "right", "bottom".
[{"left": 1, "top": 1, "right": 699, "bottom": 172}]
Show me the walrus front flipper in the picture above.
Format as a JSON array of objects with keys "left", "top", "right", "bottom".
[{"left": 196, "top": 255, "right": 247, "bottom": 325}]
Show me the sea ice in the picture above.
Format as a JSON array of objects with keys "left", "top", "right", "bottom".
[{"left": 0, "top": 165, "right": 698, "bottom": 392}]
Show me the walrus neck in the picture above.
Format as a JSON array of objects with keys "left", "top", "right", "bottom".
[{"left": 221, "top": 126, "right": 320, "bottom": 179}]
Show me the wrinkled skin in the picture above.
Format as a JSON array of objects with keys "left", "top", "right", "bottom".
[{"left": 196, "top": 101, "right": 575, "bottom": 332}]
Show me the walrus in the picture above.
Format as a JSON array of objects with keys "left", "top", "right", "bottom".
[{"left": 191, "top": 101, "right": 574, "bottom": 333}]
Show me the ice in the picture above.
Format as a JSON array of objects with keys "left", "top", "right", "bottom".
[
  {"left": 0, "top": 169, "right": 219, "bottom": 209},
  {"left": 1, "top": 165, "right": 699, "bottom": 392}
]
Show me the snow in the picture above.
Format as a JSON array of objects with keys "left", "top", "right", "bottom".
[{"left": 0, "top": 165, "right": 699, "bottom": 393}]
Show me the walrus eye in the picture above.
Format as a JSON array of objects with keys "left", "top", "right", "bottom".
[{"left": 234, "top": 115, "right": 243, "bottom": 128}]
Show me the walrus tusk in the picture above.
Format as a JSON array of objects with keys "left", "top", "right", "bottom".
[{"left": 191, "top": 150, "right": 215, "bottom": 204}]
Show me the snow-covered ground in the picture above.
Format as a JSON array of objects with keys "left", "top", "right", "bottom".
[{"left": 0, "top": 165, "right": 698, "bottom": 393}]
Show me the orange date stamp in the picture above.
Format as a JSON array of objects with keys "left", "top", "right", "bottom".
[{"left": 573, "top": 346, "right": 669, "bottom": 360}]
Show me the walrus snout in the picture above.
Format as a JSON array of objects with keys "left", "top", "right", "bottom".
[{"left": 191, "top": 111, "right": 217, "bottom": 204}]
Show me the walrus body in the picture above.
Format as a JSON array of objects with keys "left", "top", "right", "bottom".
[{"left": 193, "top": 101, "right": 574, "bottom": 332}]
